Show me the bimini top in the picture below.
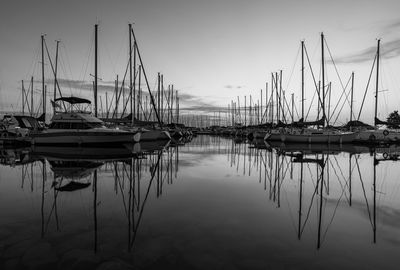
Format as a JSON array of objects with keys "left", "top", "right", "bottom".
[{"left": 55, "top": 96, "right": 91, "bottom": 104}]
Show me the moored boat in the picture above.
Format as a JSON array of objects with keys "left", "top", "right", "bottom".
[{"left": 30, "top": 97, "right": 140, "bottom": 145}]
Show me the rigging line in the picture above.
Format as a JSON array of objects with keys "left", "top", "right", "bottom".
[
  {"left": 355, "top": 157, "right": 374, "bottom": 228},
  {"left": 321, "top": 172, "right": 347, "bottom": 245},
  {"left": 285, "top": 44, "right": 302, "bottom": 91},
  {"left": 59, "top": 55, "right": 75, "bottom": 95},
  {"left": 117, "top": 165, "right": 130, "bottom": 218},
  {"left": 300, "top": 174, "right": 320, "bottom": 235},
  {"left": 304, "top": 45, "right": 323, "bottom": 121},
  {"left": 112, "top": 57, "right": 130, "bottom": 118},
  {"left": 328, "top": 158, "right": 350, "bottom": 203},
  {"left": 357, "top": 54, "right": 377, "bottom": 120},
  {"left": 43, "top": 39, "right": 67, "bottom": 111},
  {"left": 25, "top": 40, "right": 41, "bottom": 80},
  {"left": 329, "top": 73, "right": 351, "bottom": 124},
  {"left": 283, "top": 187, "right": 298, "bottom": 236},
  {"left": 129, "top": 151, "right": 163, "bottom": 248},
  {"left": 325, "top": 39, "right": 355, "bottom": 115},
  {"left": 131, "top": 28, "right": 162, "bottom": 126},
  {"left": 332, "top": 76, "right": 352, "bottom": 125},
  {"left": 306, "top": 161, "right": 317, "bottom": 189},
  {"left": 60, "top": 42, "right": 75, "bottom": 93}
]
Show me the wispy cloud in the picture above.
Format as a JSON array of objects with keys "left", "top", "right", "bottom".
[
  {"left": 333, "top": 39, "right": 400, "bottom": 64},
  {"left": 380, "top": 19, "right": 400, "bottom": 35},
  {"left": 47, "top": 78, "right": 223, "bottom": 114},
  {"left": 224, "top": 85, "right": 243, "bottom": 89}
]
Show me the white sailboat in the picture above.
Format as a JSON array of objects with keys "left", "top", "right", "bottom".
[
  {"left": 354, "top": 39, "right": 400, "bottom": 144},
  {"left": 265, "top": 34, "right": 356, "bottom": 144}
]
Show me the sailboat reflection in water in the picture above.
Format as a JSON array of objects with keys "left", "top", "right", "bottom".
[{"left": 247, "top": 139, "right": 399, "bottom": 249}]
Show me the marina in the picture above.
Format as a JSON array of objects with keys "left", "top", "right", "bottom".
[{"left": 2, "top": 1, "right": 400, "bottom": 269}]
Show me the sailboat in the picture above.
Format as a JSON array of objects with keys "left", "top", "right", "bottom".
[
  {"left": 354, "top": 39, "right": 400, "bottom": 144},
  {"left": 265, "top": 34, "right": 356, "bottom": 144}
]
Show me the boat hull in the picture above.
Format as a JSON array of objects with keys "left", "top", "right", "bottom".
[
  {"left": 30, "top": 130, "right": 141, "bottom": 145},
  {"left": 140, "top": 129, "right": 171, "bottom": 141},
  {"left": 265, "top": 130, "right": 356, "bottom": 144},
  {"left": 355, "top": 129, "right": 400, "bottom": 144}
]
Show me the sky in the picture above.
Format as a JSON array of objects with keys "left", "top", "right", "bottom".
[{"left": 1, "top": 0, "right": 400, "bottom": 124}]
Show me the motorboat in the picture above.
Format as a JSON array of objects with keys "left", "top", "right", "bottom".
[{"left": 29, "top": 97, "right": 141, "bottom": 145}]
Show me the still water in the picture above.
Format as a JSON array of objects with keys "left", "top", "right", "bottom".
[{"left": 0, "top": 136, "right": 400, "bottom": 269}]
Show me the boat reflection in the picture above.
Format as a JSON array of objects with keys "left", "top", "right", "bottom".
[
  {"left": 240, "top": 140, "right": 400, "bottom": 249},
  {"left": 0, "top": 137, "right": 188, "bottom": 259}
]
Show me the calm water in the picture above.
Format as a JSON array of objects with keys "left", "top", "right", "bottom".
[{"left": 1, "top": 136, "right": 400, "bottom": 269}]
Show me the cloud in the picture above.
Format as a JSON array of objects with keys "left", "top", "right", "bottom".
[
  {"left": 333, "top": 39, "right": 400, "bottom": 64},
  {"left": 46, "top": 78, "right": 226, "bottom": 114},
  {"left": 224, "top": 85, "right": 243, "bottom": 89},
  {"left": 381, "top": 19, "right": 400, "bottom": 35}
]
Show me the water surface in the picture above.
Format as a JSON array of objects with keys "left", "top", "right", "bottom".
[{"left": 1, "top": 136, "right": 400, "bottom": 269}]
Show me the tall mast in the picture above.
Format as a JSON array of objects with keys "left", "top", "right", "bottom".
[
  {"left": 374, "top": 39, "right": 380, "bottom": 126},
  {"left": 53, "top": 40, "right": 60, "bottom": 114},
  {"left": 129, "top": 23, "right": 133, "bottom": 124},
  {"left": 321, "top": 32, "right": 326, "bottom": 127},
  {"left": 260, "top": 89, "right": 263, "bottom": 124},
  {"left": 138, "top": 65, "right": 142, "bottom": 120},
  {"left": 22, "top": 80, "right": 25, "bottom": 115},
  {"left": 301, "top": 40, "right": 304, "bottom": 120},
  {"left": 161, "top": 74, "right": 164, "bottom": 123},
  {"left": 157, "top": 72, "right": 160, "bottom": 120},
  {"left": 276, "top": 73, "right": 279, "bottom": 123},
  {"left": 350, "top": 72, "right": 354, "bottom": 123},
  {"left": 31, "top": 76, "right": 34, "bottom": 116},
  {"left": 41, "top": 35, "right": 46, "bottom": 122},
  {"left": 244, "top": 96, "right": 247, "bottom": 126},
  {"left": 279, "top": 70, "right": 284, "bottom": 123},
  {"left": 94, "top": 24, "right": 98, "bottom": 117},
  {"left": 131, "top": 25, "right": 161, "bottom": 125},
  {"left": 134, "top": 40, "right": 137, "bottom": 120},
  {"left": 291, "top": 93, "right": 294, "bottom": 123},
  {"left": 115, "top": 75, "right": 118, "bottom": 117},
  {"left": 271, "top": 74, "right": 274, "bottom": 124}
]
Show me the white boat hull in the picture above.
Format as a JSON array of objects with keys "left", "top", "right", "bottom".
[
  {"left": 265, "top": 129, "right": 356, "bottom": 144},
  {"left": 355, "top": 129, "right": 400, "bottom": 143}
]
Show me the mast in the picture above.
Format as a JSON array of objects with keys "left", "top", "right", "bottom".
[
  {"left": 321, "top": 33, "right": 326, "bottom": 127},
  {"left": 350, "top": 72, "right": 354, "bottom": 123},
  {"left": 94, "top": 24, "right": 98, "bottom": 117},
  {"left": 271, "top": 74, "right": 274, "bottom": 124},
  {"left": 115, "top": 75, "right": 118, "bottom": 117},
  {"left": 374, "top": 39, "right": 380, "bottom": 126},
  {"left": 291, "top": 93, "right": 294, "bottom": 123},
  {"left": 41, "top": 35, "right": 46, "bottom": 122},
  {"left": 22, "top": 80, "right": 25, "bottom": 115},
  {"left": 31, "top": 76, "right": 34, "bottom": 116},
  {"left": 161, "top": 74, "right": 164, "bottom": 123},
  {"left": 129, "top": 23, "right": 133, "bottom": 124},
  {"left": 176, "top": 91, "right": 179, "bottom": 124},
  {"left": 134, "top": 42, "right": 138, "bottom": 120},
  {"left": 301, "top": 40, "right": 304, "bottom": 120},
  {"left": 157, "top": 72, "right": 160, "bottom": 121},
  {"left": 279, "top": 70, "right": 284, "bottom": 122},
  {"left": 244, "top": 96, "right": 247, "bottom": 126},
  {"left": 260, "top": 89, "right": 263, "bottom": 124},
  {"left": 138, "top": 65, "right": 142, "bottom": 120},
  {"left": 53, "top": 40, "right": 60, "bottom": 114}
]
